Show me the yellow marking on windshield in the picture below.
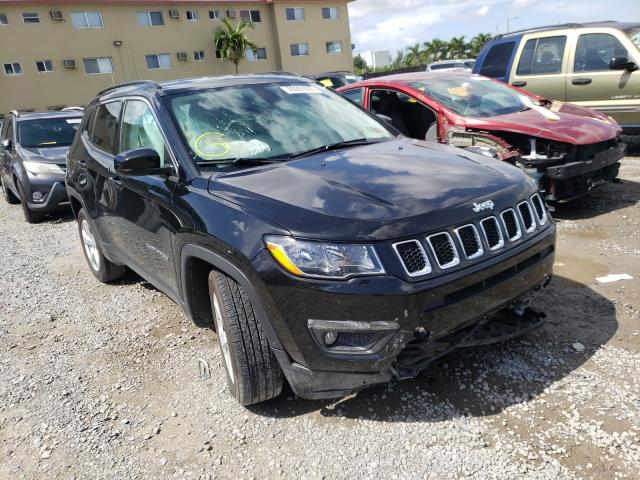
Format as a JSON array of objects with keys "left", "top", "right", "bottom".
[{"left": 194, "top": 132, "right": 230, "bottom": 159}]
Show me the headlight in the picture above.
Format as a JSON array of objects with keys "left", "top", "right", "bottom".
[
  {"left": 265, "top": 235, "right": 385, "bottom": 279},
  {"left": 23, "top": 161, "right": 64, "bottom": 175},
  {"left": 464, "top": 146, "right": 499, "bottom": 159}
]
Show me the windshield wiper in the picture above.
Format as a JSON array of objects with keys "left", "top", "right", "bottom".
[
  {"left": 287, "top": 138, "right": 383, "bottom": 160},
  {"left": 197, "top": 157, "right": 288, "bottom": 167}
]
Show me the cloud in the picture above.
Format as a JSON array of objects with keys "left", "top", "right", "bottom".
[
  {"left": 477, "top": 5, "right": 490, "bottom": 15},
  {"left": 513, "top": 0, "right": 537, "bottom": 5}
]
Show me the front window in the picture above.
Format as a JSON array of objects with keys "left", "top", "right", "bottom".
[
  {"left": 168, "top": 82, "right": 393, "bottom": 165},
  {"left": 18, "top": 117, "right": 81, "bottom": 148},
  {"left": 209, "top": 10, "right": 220, "bottom": 20},
  {"left": 575, "top": 33, "right": 629, "bottom": 72},
  {"left": 194, "top": 51, "right": 205, "bottom": 61},
  {"left": 4, "top": 62, "right": 22, "bottom": 75},
  {"left": 246, "top": 48, "right": 267, "bottom": 61},
  {"left": 517, "top": 36, "right": 566, "bottom": 75},
  {"left": 71, "top": 11, "right": 103, "bottom": 28},
  {"left": 137, "top": 11, "right": 164, "bottom": 26},
  {"left": 322, "top": 7, "right": 339, "bottom": 19},
  {"left": 120, "top": 100, "right": 167, "bottom": 166},
  {"left": 410, "top": 74, "right": 531, "bottom": 118},
  {"left": 240, "top": 10, "right": 261, "bottom": 22},
  {"left": 624, "top": 27, "right": 640, "bottom": 51},
  {"left": 326, "top": 41, "right": 343, "bottom": 54},
  {"left": 0, "top": 13, "right": 9, "bottom": 25},
  {"left": 36, "top": 60, "right": 53, "bottom": 73},
  {"left": 186, "top": 10, "right": 199, "bottom": 21}
]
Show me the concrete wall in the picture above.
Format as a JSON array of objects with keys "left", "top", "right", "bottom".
[{"left": 0, "top": 0, "right": 353, "bottom": 113}]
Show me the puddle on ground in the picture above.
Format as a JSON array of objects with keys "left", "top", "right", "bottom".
[{"left": 554, "top": 253, "right": 608, "bottom": 285}]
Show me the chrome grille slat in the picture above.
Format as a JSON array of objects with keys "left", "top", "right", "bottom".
[
  {"left": 517, "top": 201, "right": 536, "bottom": 233},
  {"left": 480, "top": 216, "right": 505, "bottom": 251},
  {"left": 501, "top": 208, "right": 522, "bottom": 241},
  {"left": 530, "top": 193, "right": 547, "bottom": 225},
  {"left": 392, "top": 240, "right": 431, "bottom": 277},
  {"left": 455, "top": 224, "right": 484, "bottom": 260},
  {"left": 427, "top": 232, "right": 460, "bottom": 269}
]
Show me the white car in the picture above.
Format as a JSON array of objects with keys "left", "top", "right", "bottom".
[{"left": 426, "top": 59, "right": 476, "bottom": 72}]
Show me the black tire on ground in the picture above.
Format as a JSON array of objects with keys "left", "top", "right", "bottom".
[
  {"left": 1, "top": 177, "right": 20, "bottom": 204},
  {"left": 77, "top": 208, "right": 127, "bottom": 283},
  {"left": 208, "top": 270, "right": 284, "bottom": 405},
  {"left": 16, "top": 182, "right": 46, "bottom": 223}
]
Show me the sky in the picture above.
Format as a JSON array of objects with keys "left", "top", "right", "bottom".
[{"left": 347, "top": 0, "right": 640, "bottom": 55}]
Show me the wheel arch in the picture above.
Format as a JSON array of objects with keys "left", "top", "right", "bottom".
[{"left": 179, "top": 243, "right": 285, "bottom": 351}]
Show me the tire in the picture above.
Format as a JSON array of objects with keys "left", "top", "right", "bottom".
[
  {"left": 16, "top": 181, "right": 45, "bottom": 223},
  {"left": 77, "top": 208, "right": 126, "bottom": 283},
  {"left": 208, "top": 270, "right": 284, "bottom": 405},
  {"left": 1, "top": 177, "right": 20, "bottom": 205}
]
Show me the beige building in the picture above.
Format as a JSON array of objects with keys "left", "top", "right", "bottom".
[{"left": 0, "top": 0, "right": 354, "bottom": 113}]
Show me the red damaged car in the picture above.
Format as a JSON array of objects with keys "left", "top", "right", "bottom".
[{"left": 338, "top": 71, "right": 626, "bottom": 202}]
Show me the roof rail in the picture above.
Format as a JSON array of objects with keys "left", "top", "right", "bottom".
[
  {"left": 97, "top": 80, "right": 161, "bottom": 96},
  {"left": 495, "top": 22, "right": 583, "bottom": 39},
  {"left": 62, "top": 106, "right": 85, "bottom": 112},
  {"left": 9, "top": 109, "right": 19, "bottom": 117}
]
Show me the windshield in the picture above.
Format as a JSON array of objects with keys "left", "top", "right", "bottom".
[
  {"left": 624, "top": 27, "right": 640, "bottom": 51},
  {"left": 168, "top": 82, "right": 393, "bottom": 164},
  {"left": 18, "top": 117, "right": 81, "bottom": 148},
  {"left": 410, "top": 74, "right": 529, "bottom": 117}
]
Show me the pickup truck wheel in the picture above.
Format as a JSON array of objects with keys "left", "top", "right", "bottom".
[
  {"left": 77, "top": 209, "right": 126, "bottom": 283},
  {"left": 16, "top": 182, "right": 45, "bottom": 223},
  {"left": 1, "top": 177, "right": 20, "bottom": 205},
  {"left": 208, "top": 270, "right": 284, "bottom": 405}
]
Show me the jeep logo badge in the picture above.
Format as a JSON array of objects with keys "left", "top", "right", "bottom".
[{"left": 472, "top": 200, "right": 495, "bottom": 213}]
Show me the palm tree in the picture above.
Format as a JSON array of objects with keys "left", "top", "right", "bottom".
[
  {"left": 469, "top": 33, "right": 493, "bottom": 57},
  {"left": 404, "top": 43, "right": 423, "bottom": 67},
  {"left": 429, "top": 38, "right": 448, "bottom": 61},
  {"left": 213, "top": 18, "right": 257, "bottom": 74},
  {"left": 448, "top": 36, "right": 468, "bottom": 59}
]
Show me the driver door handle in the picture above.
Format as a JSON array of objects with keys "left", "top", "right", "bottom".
[
  {"left": 511, "top": 81, "right": 527, "bottom": 87},
  {"left": 572, "top": 78, "right": 592, "bottom": 85}
]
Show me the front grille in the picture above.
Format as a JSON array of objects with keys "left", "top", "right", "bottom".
[
  {"left": 427, "top": 232, "right": 460, "bottom": 269},
  {"left": 480, "top": 216, "right": 504, "bottom": 251},
  {"left": 530, "top": 194, "right": 547, "bottom": 225},
  {"left": 392, "top": 240, "right": 431, "bottom": 276},
  {"left": 455, "top": 224, "right": 483, "bottom": 259},
  {"left": 501, "top": 209, "right": 522, "bottom": 241},
  {"left": 517, "top": 201, "right": 535, "bottom": 233}
]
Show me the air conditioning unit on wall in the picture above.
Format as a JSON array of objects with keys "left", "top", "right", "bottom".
[
  {"left": 177, "top": 52, "right": 188, "bottom": 61},
  {"left": 63, "top": 59, "right": 76, "bottom": 69},
  {"left": 50, "top": 11, "right": 64, "bottom": 21},
  {"left": 169, "top": 9, "right": 180, "bottom": 19}
]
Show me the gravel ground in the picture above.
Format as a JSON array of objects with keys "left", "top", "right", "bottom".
[{"left": 1, "top": 158, "right": 639, "bottom": 480}]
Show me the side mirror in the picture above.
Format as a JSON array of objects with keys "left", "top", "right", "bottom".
[
  {"left": 0, "top": 138, "right": 12, "bottom": 150},
  {"left": 114, "top": 148, "right": 172, "bottom": 177},
  {"left": 376, "top": 113, "right": 393, "bottom": 124},
  {"left": 609, "top": 56, "right": 638, "bottom": 72}
]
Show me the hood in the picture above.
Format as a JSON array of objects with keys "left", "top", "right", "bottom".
[
  {"left": 18, "top": 145, "right": 70, "bottom": 164},
  {"left": 207, "top": 138, "right": 537, "bottom": 241},
  {"left": 463, "top": 101, "right": 621, "bottom": 145}
]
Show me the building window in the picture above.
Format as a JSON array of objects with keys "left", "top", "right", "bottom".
[
  {"left": 186, "top": 10, "right": 199, "bottom": 21},
  {"left": 36, "top": 60, "right": 54, "bottom": 72},
  {"left": 246, "top": 47, "right": 267, "bottom": 61},
  {"left": 322, "top": 7, "right": 339, "bottom": 19},
  {"left": 0, "top": 13, "right": 8, "bottom": 25},
  {"left": 3, "top": 63, "right": 22, "bottom": 75},
  {"left": 285, "top": 8, "right": 304, "bottom": 20},
  {"left": 240, "top": 10, "right": 261, "bottom": 22},
  {"left": 209, "top": 10, "right": 220, "bottom": 20},
  {"left": 146, "top": 53, "right": 172, "bottom": 70},
  {"left": 71, "top": 11, "right": 103, "bottom": 28},
  {"left": 22, "top": 12, "right": 40, "bottom": 24},
  {"left": 227, "top": 9, "right": 236, "bottom": 18},
  {"left": 194, "top": 51, "right": 205, "bottom": 61},
  {"left": 83, "top": 57, "right": 114, "bottom": 74},
  {"left": 290, "top": 43, "right": 309, "bottom": 56},
  {"left": 137, "top": 11, "right": 164, "bottom": 26},
  {"left": 326, "top": 41, "right": 342, "bottom": 54},
  {"left": 215, "top": 50, "right": 222, "bottom": 59}
]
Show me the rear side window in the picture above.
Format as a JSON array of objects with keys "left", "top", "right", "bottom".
[
  {"left": 517, "top": 36, "right": 566, "bottom": 75},
  {"left": 479, "top": 42, "right": 515, "bottom": 78},
  {"left": 341, "top": 87, "right": 364, "bottom": 105},
  {"left": 575, "top": 33, "right": 629, "bottom": 72},
  {"left": 91, "top": 102, "right": 121, "bottom": 154}
]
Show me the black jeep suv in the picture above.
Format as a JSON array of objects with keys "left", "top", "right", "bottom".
[
  {"left": 66, "top": 75, "right": 555, "bottom": 405},
  {"left": 1, "top": 110, "right": 83, "bottom": 222}
]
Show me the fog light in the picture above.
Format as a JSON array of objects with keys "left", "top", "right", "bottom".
[
  {"left": 32, "top": 191, "right": 44, "bottom": 202},
  {"left": 324, "top": 331, "right": 338, "bottom": 345}
]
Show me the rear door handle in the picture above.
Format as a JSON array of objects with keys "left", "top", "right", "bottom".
[
  {"left": 511, "top": 81, "right": 527, "bottom": 87},
  {"left": 572, "top": 78, "right": 592, "bottom": 85}
]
